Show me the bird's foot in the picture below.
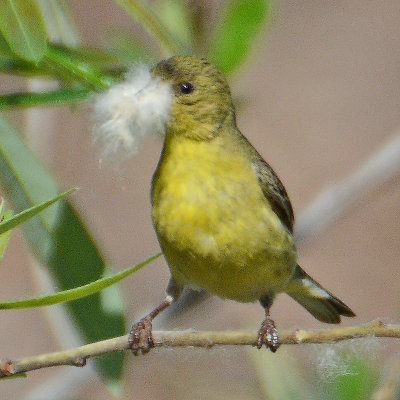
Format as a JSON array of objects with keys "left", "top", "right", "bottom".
[
  {"left": 128, "top": 316, "right": 154, "bottom": 356},
  {"left": 257, "top": 317, "right": 280, "bottom": 352}
]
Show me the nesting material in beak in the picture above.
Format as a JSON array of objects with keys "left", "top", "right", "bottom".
[{"left": 92, "top": 64, "right": 173, "bottom": 158}]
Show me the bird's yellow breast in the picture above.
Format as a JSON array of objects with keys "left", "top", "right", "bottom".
[{"left": 152, "top": 134, "right": 297, "bottom": 302}]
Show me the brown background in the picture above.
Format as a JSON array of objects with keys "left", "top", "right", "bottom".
[{"left": 1, "top": 0, "right": 400, "bottom": 398}]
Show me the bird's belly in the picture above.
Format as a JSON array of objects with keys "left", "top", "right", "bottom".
[
  {"left": 160, "top": 234, "right": 297, "bottom": 302},
  {"left": 153, "top": 171, "right": 297, "bottom": 302}
]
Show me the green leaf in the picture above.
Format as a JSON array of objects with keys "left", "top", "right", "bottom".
[
  {"left": 0, "top": 204, "right": 12, "bottom": 263},
  {"left": 0, "top": 0, "right": 48, "bottom": 63},
  {"left": 0, "top": 199, "right": 5, "bottom": 220},
  {"left": 0, "top": 33, "right": 15, "bottom": 57},
  {"left": 0, "top": 115, "right": 124, "bottom": 380},
  {"left": 47, "top": 44, "right": 126, "bottom": 80},
  {"left": 0, "top": 253, "right": 160, "bottom": 309},
  {"left": 44, "top": 45, "right": 112, "bottom": 89},
  {"left": 0, "top": 88, "right": 92, "bottom": 109},
  {"left": 0, "top": 43, "right": 124, "bottom": 82},
  {"left": 51, "top": 44, "right": 119, "bottom": 66},
  {"left": 0, "top": 188, "right": 77, "bottom": 234},
  {"left": 0, "top": 52, "right": 51, "bottom": 77},
  {"left": 326, "top": 356, "right": 378, "bottom": 400},
  {"left": 207, "top": 0, "right": 271, "bottom": 74}
]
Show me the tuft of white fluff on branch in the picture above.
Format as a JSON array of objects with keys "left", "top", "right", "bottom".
[{"left": 92, "top": 64, "right": 173, "bottom": 158}]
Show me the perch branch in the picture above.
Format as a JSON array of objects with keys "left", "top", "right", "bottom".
[{"left": 1, "top": 320, "right": 399, "bottom": 378}]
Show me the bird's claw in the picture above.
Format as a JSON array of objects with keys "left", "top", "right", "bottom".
[
  {"left": 128, "top": 316, "right": 154, "bottom": 355},
  {"left": 257, "top": 318, "right": 280, "bottom": 352}
]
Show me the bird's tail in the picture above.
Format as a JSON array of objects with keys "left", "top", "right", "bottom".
[{"left": 285, "top": 265, "right": 355, "bottom": 323}]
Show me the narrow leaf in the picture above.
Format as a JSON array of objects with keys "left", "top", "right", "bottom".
[
  {"left": 0, "top": 188, "right": 77, "bottom": 234},
  {"left": 0, "top": 253, "right": 161, "bottom": 309},
  {"left": 207, "top": 0, "right": 270, "bottom": 74},
  {"left": 0, "top": 115, "right": 124, "bottom": 380},
  {"left": 0, "top": 89, "right": 92, "bottom": 109},
  {"left": 0, "top": 33, "right": 14, "bottom": 57},
  {"left": 0, "top": 53, "right": 54, "bottom": 77},
  {"left": 0, "top": 206, "right": 12, "bottom": 263},
  {"left": 44, "top": 45, "right": 112, "bottom": 89},
  {"left": 0, "top": 0, "right": 47, "bottom": 62},
  {"left": 0, "top": 198, "right": 4, "bottom": 218}
]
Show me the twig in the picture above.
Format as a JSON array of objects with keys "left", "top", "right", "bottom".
[
  {"left": 372, "top": 358, "right": 400, "bottom": 400},
  {"left": 1, "top": 320, "right": 399, "bottom": 378},
  {"left": 295, "top": 132, "right": 400, "bottom": 243}
]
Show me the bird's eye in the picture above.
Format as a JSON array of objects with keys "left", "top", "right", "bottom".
[{"left": 178, "top": 82, "right": 194, "bottom": 94}]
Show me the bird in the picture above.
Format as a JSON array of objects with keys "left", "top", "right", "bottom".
[{"left": 127, "top": 55, "right": 355, "bottom": 354}]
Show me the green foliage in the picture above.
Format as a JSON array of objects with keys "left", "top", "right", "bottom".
[
  {"left": 0, "top": 116, "right": 125, "bottom": 380},
  {"left": 208, "top": 0, "right": 271, "bottom": 74},
  {"left": 0, "top": 188, "right": 77, "bottom": 235},
  {"left": 0, "top": 253, "right": 160, "bottom": 309},
  {"left": 325, "top": 356, "right": 379, "bottom": 400},
  {"left": 0, "top": 0, "right": 47, "bottom": 62},
  {"left": 251, "top": 347, "right": 381, "bottom": 400},
  {"left": 0, "top": 201, "right": 12, "bottom": 262},
  {"left": 0, "top": 87, "right": 91, "bottom": 108}
]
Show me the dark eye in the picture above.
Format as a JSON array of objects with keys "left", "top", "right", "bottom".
[{"left": 178, "top": 82, "right": 194, "bottom": 94}]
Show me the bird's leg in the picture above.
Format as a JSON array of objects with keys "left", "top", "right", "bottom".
[
  {"left": 257, "top": 296, "right": 280, "bottom": 352},
  {"left": 128, "top": 295, "right": 174, "bottom": 355},
  {"left": 129, "top": 277, "right": 182, "bottom": 355}
]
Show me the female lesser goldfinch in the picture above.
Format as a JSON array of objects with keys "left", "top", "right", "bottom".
[{"left": 123, "top": 56, "right": 355, "bottom": 354}]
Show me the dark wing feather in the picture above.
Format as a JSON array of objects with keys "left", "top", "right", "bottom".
[
  {"left": 252, "top": 155, "right": 294, "bottom": 232},
  {"left": 232, "top": 129, "right": 295, "bottom": 232}
]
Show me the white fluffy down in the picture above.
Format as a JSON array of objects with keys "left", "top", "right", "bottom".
[{"left": 92, "top": 64, "right": 173, "bottom": 158}]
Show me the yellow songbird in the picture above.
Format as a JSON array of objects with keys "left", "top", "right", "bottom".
[{"left": 127, "top": 56, "right": 355, "bottom": 353}]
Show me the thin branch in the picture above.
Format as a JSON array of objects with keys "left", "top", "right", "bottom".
[
  {"left": 372, "top": 358, "right": 400, "bottom": 400},
  {"left": 295, "top": 132, "right": 400, "bottom": 243},
  {"left": 1, "top": 320, "right": 399, "bottom": 378}
]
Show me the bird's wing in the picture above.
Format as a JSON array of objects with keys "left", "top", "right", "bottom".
[
  {"left": 251, "top": 154, "right": 295, "bottom": 233},
  {"left": 232, "top": 129, "right": 295, "bottom": 232}
]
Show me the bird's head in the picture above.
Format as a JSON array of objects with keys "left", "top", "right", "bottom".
[{"left": 152, "top": 56, "right": 235, "bottom": 141}]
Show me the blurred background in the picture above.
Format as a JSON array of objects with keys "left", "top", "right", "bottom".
[{"left": 1, "top": 0, "right": 400, "bottom": 399}]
